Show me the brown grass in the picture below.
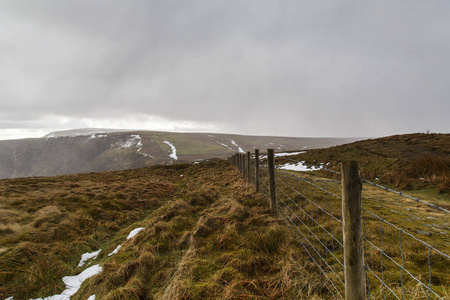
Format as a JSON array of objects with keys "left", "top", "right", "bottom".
[
  {"left": 286, "top": 133, "right": 450, "bottom": 194},
  {"left": 0, "top": 161, "right": 330, "bottom": 299}
]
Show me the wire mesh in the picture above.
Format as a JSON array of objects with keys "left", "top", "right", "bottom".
[{"left": 228, "top": 152, "right": 450, "bottom": 299}]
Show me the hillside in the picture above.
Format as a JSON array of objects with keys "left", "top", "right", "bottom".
[
  {"left": 1, "top": 133, "right": 449, "bottom": 299},
  {"left": 0, "top": 129, "right": 360, "bottom": 179},
  {"left": 280, "top": 133, "right": 450, "bottom": 193},
  {"left": 0, "top": 160, "right": 326, "bottom": 299}
]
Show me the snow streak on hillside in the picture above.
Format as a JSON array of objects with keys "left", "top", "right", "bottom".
[
  {"left": 217, "top": 141, "right": 233, "bottom": 150},
  {"left": 275, "top": 151, "right": 306, "bottom": 157},
  {"left": 116, "top": 135, "right": 153, "bottom": 158},
  {"left": 230, "top": 140, "right": 245, "bottom": 153},
  {"left": 118, "top": 135, "right": 141, "bottom": 148},
  {"left": 163, "top": 141, "right": 178, "bottom": 160}
]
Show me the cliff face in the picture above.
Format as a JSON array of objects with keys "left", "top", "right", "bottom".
[{"left": 0, "top": 130, "right": 360, "bottom": 179}]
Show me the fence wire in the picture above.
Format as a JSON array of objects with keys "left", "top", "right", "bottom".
[{"left": 229, "top": 152, "right": 450, "bottom": 299}]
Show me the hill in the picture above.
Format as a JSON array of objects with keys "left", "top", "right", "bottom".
[
  {"left": 0, "top": 160, "right": 326, "bottom": 299},
  {"left": 0, "top": 129, "right": 360, "bottom": 179},
  {"left": 280, "top": 133, "right": 450, "bottom": 193},
  {"left": 1, "top": 133, "right": 449, "bottom": 299}
]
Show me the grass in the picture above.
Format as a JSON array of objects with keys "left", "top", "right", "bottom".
[
  {"left": 2, "top": 133, "right": 449, "bottom": 299},
  {"left": 263, "top": 166, "right": 450, "bottom": 299},
  {"left": 285, "top": 133, "right": 450, "bottom": 194},
  {"left": 0, "top": 161, "right": 330, "bottom": 299}
]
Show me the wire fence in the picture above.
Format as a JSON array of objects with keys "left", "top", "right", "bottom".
[{"left": 228, "top": 151, "right": 450, "bottom": 300}]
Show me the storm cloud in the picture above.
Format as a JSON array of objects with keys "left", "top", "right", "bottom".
[{"left": 1, "top": 0, "right": 449, "bottom": 140}]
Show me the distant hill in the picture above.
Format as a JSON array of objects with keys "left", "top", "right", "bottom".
[{"left": 0, "top": 129, "right": 360, "bottom": 179}]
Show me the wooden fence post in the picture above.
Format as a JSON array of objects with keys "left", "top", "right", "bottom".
[
  {"left": 341, "top": 161, "right": 366, "bottom": 300},
  {"left": 255, "top": 149, "right": 260, "bottom": 192},
  {"left": 247, "top": 151, "right": 251, "bottom": 182},
  {"left": 267, "top": 149, "right": 277, "bottom": 215},
  {"left": 242, "top": 154, "right": 246, "bottom": 178}
]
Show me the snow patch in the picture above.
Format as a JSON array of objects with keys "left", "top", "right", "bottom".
[
  {"left": 108, "top": 227, "right": 144, "bottom": 257},
  {"left": 230, "top": 140, "right": 245, "bottom": 153},
  {"left": 77, "top": 249, "right": 101, "bottom": 267},
  {"left": 30, "top": 265, "right": 102, "bottom": 300},
  {"left": 274, "top": 151, "right": 306, "bottom": 157},
  {"left": 116, "top": 135, "right": 153, "bottom": 157},
  {"left": 87, "top": 295, "right": 96, "bottom": 300},
  {"left": 88, "top": 134, "right": 107, "bottom": 139},
  {"left": 163, "top": 141, "right": 178, "bottom": 160},
  {"left": 108, "top": 245, "right": 121, "bottom": 257},
  {"left": 278, "top": 162, "right": 322, "bottom": 172},
  {"left": 217, "top": 141, "right": 233, "bottom": 150},
  {"left": 127, "top": 227, "right": 144, "bottom": 240},
  {"left": 119, "top": 135, "right": 141, "bottom": 148}
]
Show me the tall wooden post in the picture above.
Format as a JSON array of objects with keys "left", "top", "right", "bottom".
[
  {"left": 267, "top": 149, "right": 277, "bottom": 215},
  {"left": 247, "top": 151, "right": 251, "bottom": 182},
  {"left": 255, "top": 149, "right": 260, "bottom": 192},
  {"left": 341, "top": 161, "right": 366, "bottom": 300},
  {"left": 238, "top": 154, "right": 241, "bottom": 172}
]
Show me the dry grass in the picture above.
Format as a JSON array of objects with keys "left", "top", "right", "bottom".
[
  {"left": 287, "top": 133, "right": 450, "bottom": 195},
  {"left": 0, "top": 161, "right": 329, "bottom": 299},
  {"left": 269, "top": 168, "right": 450, "bottom": 299}
]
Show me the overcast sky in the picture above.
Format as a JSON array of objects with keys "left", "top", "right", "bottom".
[{"left": 1, "top": 1, "right": 449, "bottom": 140}]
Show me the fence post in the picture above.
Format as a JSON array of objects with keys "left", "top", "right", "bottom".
[
  {"left": 242, "top": 154, "right": 246, "bottom": 178},
  {"left": 247, "top": 151, "right": 251, "bottom": 183},
  {"left": 267, "top": 149, "right": 277, "bottom": 215},
  {"left": 255, "top": 149, "right": 260, "bottom": 192},
  {"left": 341, "top": 161, "right": 366, "bottom": 300},
  {"left": 239, "top": 153, "right": 242, "bottom": 176}
]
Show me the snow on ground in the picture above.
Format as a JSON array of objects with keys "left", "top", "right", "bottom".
[
  {"left": 274, "top": 151, "right": 306, "bottom": 157},
  {"left": 88, "top": 134, "right": 107, "bottom": 139},
  {"left": 116, "top": 134, "right": 153, "bottom": 158},
  {"left": 30, "top": 265, "right": 102, "bottom": 300},
  {"left": 278, "top": 162, "right": 322, "bottom": 172},
  {"left": 127, "top": 227, "right": 144, "bottom": 239},
  {"left": 217, "top": 141, "right": 233, "bottom": 150},
  {"left": 119, "top": 135, "right": 141, "bottom": 148},
  {"left": 10, "top": 226, "right": 148, "bottom": 300},
  {"left": 230, "top": 140, "right": 245, "bottom": 153},
  {"left": 108, "top": 245, "right": 121, "bottom": 257},
  {"left": 77, "top": 249, "right": 101, "bottom": 267},
  {"left": 163, "top": 141, "right": 178, "bottom": 160},
  {"left": 108, "top": 227, "right": 144, "bottom": 257}
]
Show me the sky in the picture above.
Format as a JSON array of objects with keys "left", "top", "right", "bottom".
[{"left": 1, "top": 1, "right": 449, "bottom": 140}]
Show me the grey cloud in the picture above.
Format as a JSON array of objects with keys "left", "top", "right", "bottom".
[{"left": 0, "top": 0, "right": 449, "bottom": 138}]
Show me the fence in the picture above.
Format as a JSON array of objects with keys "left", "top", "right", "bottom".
[{"left": 227, "top": 150, "right": 450, "bottom": 300}]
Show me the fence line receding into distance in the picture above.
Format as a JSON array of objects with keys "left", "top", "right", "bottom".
[{"left": 227, "top": 150, "right": 450, "bottom": 300}]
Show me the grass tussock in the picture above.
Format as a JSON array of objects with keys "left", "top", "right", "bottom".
[{"left": 0, "top": 161, "right": 331, "bottom": 299}]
